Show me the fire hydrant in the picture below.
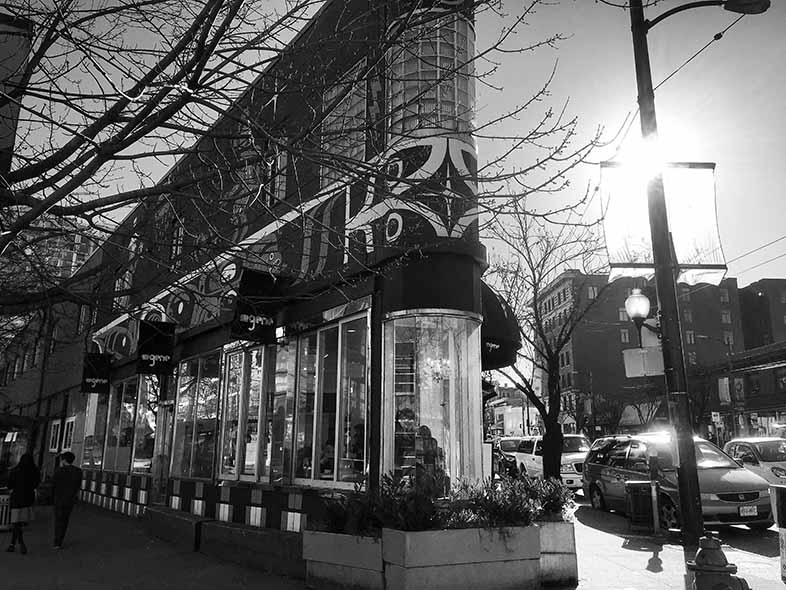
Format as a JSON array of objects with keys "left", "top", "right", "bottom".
[{"left": 686, "top": 536, "right": 750, "bottom": 590}]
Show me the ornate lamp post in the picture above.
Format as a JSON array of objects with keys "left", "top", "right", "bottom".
[{"left": 627, "top": 0, "right": 770, "bottom": 547}]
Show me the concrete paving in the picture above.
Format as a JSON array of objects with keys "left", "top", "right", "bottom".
[
  {"left": 1, "top": 500, "right": 781, "bottom": 589},
  {"left": 571, "top": 498, "right": 782, "bottom": 590},
  {"left": 0, "top": 504, "right": 306, "bottom": 590}
]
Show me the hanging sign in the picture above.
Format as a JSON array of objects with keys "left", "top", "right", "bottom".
[
  {"left": 80, "top": 353, "right": 112, "bottom": 394},
  {"left": 136, "top": 320, "right": 176, "bottom": 374}
]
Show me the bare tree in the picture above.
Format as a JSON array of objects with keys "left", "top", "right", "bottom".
[
  {"left": 486, "top": 208, "right": 609, "bottom": 479},
  {"left": 0, "top": 0, "right": 607, "bottom": 383}
]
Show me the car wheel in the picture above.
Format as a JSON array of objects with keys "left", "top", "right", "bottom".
[
  {"left": 590, "top": 485, "right": 606, "bottom": 511},
  {"left": 659, "top": 497, "right": 680, "bottom": 530},
  {"left": 746, "top": 522, "right": 772, "bottom": 532}
]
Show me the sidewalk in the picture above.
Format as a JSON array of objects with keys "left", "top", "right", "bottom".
[
  {"left": 0, "top": 504, "right": 306, "bottom": 590},
  {"left": 2, "top": 502, "right": 780, "bottom": 589},
  {"left": 572, "top": 502, "right": 782, "bottom": 590}
]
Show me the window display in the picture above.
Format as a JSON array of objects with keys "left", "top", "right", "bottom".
[
  {"left": 218, "top": 346, "right": 270, "bottom": 480},
  {"left": 81, "top": 393, "right": 109, "bottom": 468},
  {"left": 132, "top": 375, "right": 159, "bottom": 473},
  {"left": 288, "top": 312, "right": 369, "bottom": 487},
  {"left": 171, "top": 352, "right": 220, "bottom": 479},
  {"left": 383, "top": 312, "right": 481, "bottom": 493},
  {"left": 104, "top": 378, "right": 138, "bottom": 472}
]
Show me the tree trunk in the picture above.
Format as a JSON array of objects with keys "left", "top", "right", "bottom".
[{"left": 542, "top": 421, "right": 564, "bottom": 480}]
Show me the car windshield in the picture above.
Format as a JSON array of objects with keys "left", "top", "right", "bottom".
[
  {"left": 563, "top": 436, "right": 591, "bottom": 453},
  {"left": 754, "top": 440, "right": 786, "bottom": 462},
  {"left": 499, "top": 440, "right": 521, "bottom": 452},
  {"left": 695, "top": 441, "right": 739, "bottom": 469}
]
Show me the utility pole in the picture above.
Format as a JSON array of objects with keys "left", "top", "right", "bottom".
[{"left": 629, "top": 0, "right": 703, "bottom": 546}]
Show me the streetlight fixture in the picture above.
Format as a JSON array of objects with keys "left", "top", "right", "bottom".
[
  {"left": 624, "top": 288, "right": 651, "bottom": 346},
  {"left": 627, "top": 0, "right": 769, "bottom": 548}
]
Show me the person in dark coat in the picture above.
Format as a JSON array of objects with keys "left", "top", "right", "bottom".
[
  {"left": 6, "top": 453, "right": 40, "bottom": 554},
  {"left": 52, "top": 451, "right": 83, "bottom": 549}
]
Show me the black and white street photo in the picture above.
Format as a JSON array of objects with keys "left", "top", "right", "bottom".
[{"left": 1, "top": 1, "right": 784, "bottom": 588}]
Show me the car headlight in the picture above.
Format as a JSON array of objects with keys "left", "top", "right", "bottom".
[
  {"left": 772, "top": 467, "right": 786, "bottom": 479},
  {"left": 560, "top": 463, "right": 574, "bottom": 473},
  {"left": 700, "top": 493, "right": 716, "bottom": 501},
  {"left": 759, "top": 487, "right": 771, "bottom": 497}
]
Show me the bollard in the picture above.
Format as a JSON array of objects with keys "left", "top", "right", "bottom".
[
  {"left": 685, "top": 536, "right": 750, "bottom": 590},
  {"left": 773, "top": 484, "right": 786, "bottom": 584}
]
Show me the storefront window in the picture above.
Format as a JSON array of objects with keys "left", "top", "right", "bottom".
[
  {"left": 294, "top": 335, "right": 317, "bottom": 479},
  {"left": 132, "top": 375, "right": 159, "bottom": 473},
  {"left": 104, "top": 378, "right": 138, "bottom": 472},
  {"left": 171, "top": 352, "right": 220, "bottom": 479},
  {"left": 291, "top": 312, "right": 369, "bottom": 487},
  {"left": 82, "top": 393, "right": 109, "bottom": 468},
  {"left": 383, "top": 312, "right": 481, "bottom": 495},
  {"left": 218, "top": 346, "right": 270, "bottom": 480},
  {"left": 270, "top": 342, "right": 296, "bottom": 484}
]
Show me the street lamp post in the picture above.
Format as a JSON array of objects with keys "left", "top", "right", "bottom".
[{"left": 627, "top": 0, "right": 769, "bottom": 547}]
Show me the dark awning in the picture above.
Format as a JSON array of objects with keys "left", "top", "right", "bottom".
[{"left": 481, "top": 281, "right": 521, "bottom": 371}]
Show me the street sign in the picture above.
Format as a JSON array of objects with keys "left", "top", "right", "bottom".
[
  {"left": 623, "top": 347, "right": 665, "bottom": 377},
  {"left": 711, "top": 412, "right": 721, "bottom": 423}
]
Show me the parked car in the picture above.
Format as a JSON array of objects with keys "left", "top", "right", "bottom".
[
  {"left": 723, "top": 437, "right": 786, "bottom": 484},
  {"left": 582, "top": 432, "right": 773, "bottom": 531},
  {"left": 496, "top": 434, "right": 590, "bottom": 490}
]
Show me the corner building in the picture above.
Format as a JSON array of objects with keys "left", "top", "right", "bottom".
[{"left": 2, "top": 1, "right": 519, "bottom": 544}]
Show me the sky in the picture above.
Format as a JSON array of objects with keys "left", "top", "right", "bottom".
[{"left": 475, "top": 0, "right": 786, "bottom": 288}]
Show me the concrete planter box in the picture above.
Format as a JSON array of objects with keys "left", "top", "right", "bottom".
[
  {"left": 382, "top": 526, "right": 541, "bottom": 590},
  {"left": 538, "top": 520, "right": 578, "bottom": 586},
  {"left": 302, "top": 530, "right": 383, "bottom": 590}
]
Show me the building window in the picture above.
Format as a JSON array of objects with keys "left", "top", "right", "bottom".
[
  {"left": 133, "top": 376, "right": 159, "bottom": 473},
  {"left": 683, "top": 309, "right": 693, "bottom": 324},
  {"left": 618, "top": 308, "right": 628, "bottom": 322},
  {"left": 680, "top": 287, "right": 691, "bottom": 302},
  {"left": 321, "top": 61, "right": 367, "bottom": 189},
  {"left": 687, "top": 351, "right": 697, "bottom": 365},
  {"left": 170, "top": 220, "right": 184, "bottom": 268},
  {"left": 719, "top": 288, "right": 730, "bottom": 304},
  {"left": 620, "top": 329, "right": 630, "bottom": 344},
  {"left": 48, "top": 420, "right": 61, "bottom": 453},
  {"left": 172, "top": 352, "right": 220, "bottom": 479},
  {"left": 218, "top": 346, "right": 271, "bottom": 481},
  {"left": 62, "top": 417, "right": 75, "bottom": 452},
  {"left": 685, "top": 330, "right": 695, "bottom": 345},
  {"left": 104, "top": 378, "right": 138, "bottom": 472},
  {"left": 387, "top": 15, "right": 475, "bottom": 136},
  {"left": 78, "top": 305, "right": 92, "bottom": 334},
  {"left": 721, "top": 310, "right": 731, "bottom": 324},
  {"left": 565, "top": 350, "right": 571, "bottom": 366},
  {"left": 82, "top": 393, "right": 110, "bottom": 468},
  {"left": 775, "top": 368, "right": 786, "bottom": 392},
  {"left": 722, "top": 331, "right": 734, "bottom": 347},
  {"left": 292, "top": 313, "right": 369, "bottom": 487},
  {"left": 113, "top": 270, "right": 132, "bottom": 311},
  {"left": 383, "top": 311, "right": 482, "bottom": 490},
  {"left": 588, "top": 286, "right": 598, "bottom": 299}
]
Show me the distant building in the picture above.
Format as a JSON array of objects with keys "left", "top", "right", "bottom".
[
  {"left": 739, "top": 278, "right": 786, "bottom": 349},
  {"left": 533, "top": 271, "right": 744, "bottom": 436}
]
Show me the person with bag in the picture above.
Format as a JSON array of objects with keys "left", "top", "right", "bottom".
[
  {"left": 6, "top": 453, "right": 41, "bottom": 554},
  {"left": 52, "top": 451, "right": 82, "bottom": 549}
]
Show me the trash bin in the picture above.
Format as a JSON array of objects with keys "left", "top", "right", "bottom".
[
  {"left": 0, "top": 488, "right": 11, "bottom": 532},
  {"left": 625, "top": 480, "right": 654, "bottom": 533}
]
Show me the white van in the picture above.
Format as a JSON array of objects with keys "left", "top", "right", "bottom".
[{"left": 498, "top": 434, "right": 591, "bottom": 490}]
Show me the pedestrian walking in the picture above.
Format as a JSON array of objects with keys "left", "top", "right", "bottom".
[
  {"left": 52, "top": 451, "right": 83, "bottom": 549},
  {"left": 6, "top": 453, "right": 41, "bottom": 554}
]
